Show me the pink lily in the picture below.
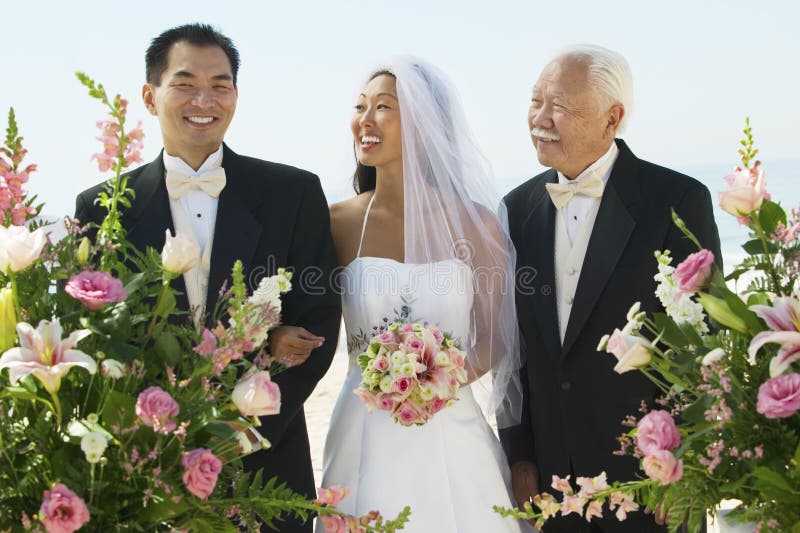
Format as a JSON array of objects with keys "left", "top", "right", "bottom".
[
  {"left": 0, "top": 319, "right": 95, "bottom": 393},
  {"left": 749, "top": 296, "right": 800, "bottom": 376}
]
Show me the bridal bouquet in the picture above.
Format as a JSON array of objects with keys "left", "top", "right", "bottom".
[
  {"left": 354, "top": 322, "right": 468, "bottom": 426},
  {"left": 496, "top": 120, "right": 800, "bottom": 532},
  {"left": 0, "top": 75, "right": 408, "bottom": 533}
]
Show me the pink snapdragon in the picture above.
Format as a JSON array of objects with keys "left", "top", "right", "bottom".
[
  {"left": 135, "top": 386, "right": 180, "bottom": 433},
  {"left": 673, "top": 249, "right": 715, "bottom": 294},
  {"left": 65, "top": 270, "right": 127, "bottom": 310},
  {"left": 756, "top": 373, "right": 800, "bottom": 419},
  {"left": 39, "top": 483, "right": 90, "bottom": 533},
  {"left": 315, "top": 486, "right": 350, "bottom": 507},
  {"left": 181, "top": 448, "right": 222, "bottom": 499},
  {"left": 636, "top": 410, "right": 681, "bottom": 455}
]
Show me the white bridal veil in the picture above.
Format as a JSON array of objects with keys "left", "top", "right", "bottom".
[{"left": 384, "top": 57, "right": 523, "bottom": 427}]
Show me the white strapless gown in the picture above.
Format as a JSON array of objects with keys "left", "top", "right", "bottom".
[{"left": 318, "top": 257, "right": 529, "bottom": 533}]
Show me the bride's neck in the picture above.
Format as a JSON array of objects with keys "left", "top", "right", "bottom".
[{"left": 372, "top": 166, "right": 404, "bottom": 214}]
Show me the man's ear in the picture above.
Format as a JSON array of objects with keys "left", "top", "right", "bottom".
[
  {"left": 606, "top": 104, "right": 624, "bottom": 135},
  {"left": 142, "top": 83, "right": 158, "bottom": 116}
]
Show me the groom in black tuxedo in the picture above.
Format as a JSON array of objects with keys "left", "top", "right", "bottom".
[
  {"left": 499, "top": 46, "right": 720, "bottom": 532},
  {"left": 75, "top": 24, "right": 340, "bottom": 532}
]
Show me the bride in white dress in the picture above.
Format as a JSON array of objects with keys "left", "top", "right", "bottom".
[{"left": 320, "top": 57, "right": 530, "bottom": 532}]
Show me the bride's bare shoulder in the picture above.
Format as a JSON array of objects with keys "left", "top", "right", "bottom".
[{"left": 330, "top": 193, "right": 373, "bottom": 228}]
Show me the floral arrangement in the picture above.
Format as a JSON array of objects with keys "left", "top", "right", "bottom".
[
  {"left": 495, "top": 119, "right": 800, "bottom": 532},
  {"left": 0, "top": 75, "right": 408, "bottom": 532},
  {"left": 354, "top": 322, "right": 468, "bottom": 426}
]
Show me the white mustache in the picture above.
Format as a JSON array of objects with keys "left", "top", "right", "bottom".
[{"left": 530, "top": 128, "right": 560, "bottom": 141}]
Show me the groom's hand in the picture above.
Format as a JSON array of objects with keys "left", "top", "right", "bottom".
[
  {"left": 510, "top": 460, "right": 540, "bottom": 510},
  {"left": 269, "top": 326, "right": 325, "bottom": 367}
]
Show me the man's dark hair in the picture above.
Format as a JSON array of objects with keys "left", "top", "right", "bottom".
[{"left": 145, "top": 23, "right": 240, "bottom": 86}]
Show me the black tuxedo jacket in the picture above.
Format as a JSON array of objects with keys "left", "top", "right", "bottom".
[
  {"left": 75, "top": 144, "right": 342, "bottom": 501},
  {"left": 499, "top": 140, "right": 720, "bottom": 531}
]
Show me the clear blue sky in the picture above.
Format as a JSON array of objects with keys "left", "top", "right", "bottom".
[{"left": 5, "top": 0, "right": 799, "bottom": 218}]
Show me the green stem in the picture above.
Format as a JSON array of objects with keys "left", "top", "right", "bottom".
[
  {"left": 89, "top": 462, "right": 96, "bottom": 505},
  {"left": 49, "top": 390, "right": 63, "bottom": 424},
  {"left": 751, "top": 214, "right": 783, "bottom": 294},
  {"left": 8, "top": 271, "right": 22, "bottom": 324}
]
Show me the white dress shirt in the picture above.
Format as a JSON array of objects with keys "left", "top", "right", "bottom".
[
  {"left": 163, "top": 145, "right": 223, "bottom": 251},
  {"left": 556, "top": 142, "right": 619, "bottom": 245}
]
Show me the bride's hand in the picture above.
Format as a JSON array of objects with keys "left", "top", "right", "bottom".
[{"left": 269, "top": 326, "right": 325, "bottom": 367}]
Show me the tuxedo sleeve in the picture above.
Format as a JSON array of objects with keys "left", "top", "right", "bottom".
[
  {"left": 258, "top": 175, "right": 342, "bottom": 446},
  {"left": 666, "top": 183, "right": 723, "bottom": 269},
  {"left": 498, "top": 364, "right": 537, "bottom": 465}
]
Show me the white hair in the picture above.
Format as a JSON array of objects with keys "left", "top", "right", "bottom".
[{"left": 554, "top": 44, "right": 634, "bottom": 132}]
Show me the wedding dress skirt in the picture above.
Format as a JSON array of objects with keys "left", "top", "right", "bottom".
[{"left": 318, "top": 257, "right": 527, "bottom": 533}]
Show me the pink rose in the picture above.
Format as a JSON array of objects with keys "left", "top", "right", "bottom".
[
  {"left": 397, "top": 401, "right": 426, "bottom": 426},
  {"left": 39, "top": 483, "right": 90, "bottom": 533},
  {"left": 373, "top": 354, "right": 390, "bottom": 373},
  {"left": 636, "top": 410, "right": 681, "bottom": 455},
  {"left": 377, "top": 393, "right": 397, "bottom": 411},
  {"left": 673, "top": 249, "right": 715, "bottom": 294},
  {"left": 377, "top": 331, "right": 395, "bottom": 344},
  {"left": 402, "top": 336, "right": 424, "bottom": 354},
  {"left": 399, "top": 323, "right": 415, "bottom": 334},
  {"left": 354, "top": 387, "right": 378, "bottom": 411},
  {"left": 182, "top": 448, "right": 222, "bottom": 499},
  {"left": 319, "top": 515, "right": 347, "bottom": 533},
  {"left": 605, "top": 329, "right": 652, "bottom": 373},
  {"left": 642, "top": 450, "right": 683, "bottom": 485},
  {"left": 391, "top": 375, "right": 414, "bottom": 397},
  {"left": 757, "top": 373, "right": 800, "bottom": 419},
  {"left": 427, "top": 396, "right": 446, "bottom": 414},
  {"left": 65, "top": 270, "right": 127, "bottom": 311},
  {"left": 232, "top": 369, "right": 281, "bottom": 417},
  {"left": 135, "top": 386, "right": 179, "bottom": 433},
  {"left": 718, "top": 166, "right": 766, "bottom": 218},
  {"left": 315, "top": 485, "right": 350, "bottom": 507}
]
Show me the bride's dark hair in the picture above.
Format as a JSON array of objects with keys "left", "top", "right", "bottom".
[{"left": 352, "top": 70, "right": 395, "bottom": 194}]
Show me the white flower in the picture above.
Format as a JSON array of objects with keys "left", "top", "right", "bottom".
[
  {"left": 653, "top": 250, "right": 709, "bottom": 335},
  {"left": 100, "top": 359, "right": 125, "bottom": 379},
  {"left": 0, "top": 319, "right": 95, "bottom": 394},
  {"left": 0, "top": 225, "right": 48, "bottom": 274},
  {"left": 626, "top": 302, "right": 642, "bottom": 321},
  {"left": 80, "top": 431, "right": 108, "bottom": 463},
  {"left": 702, "top": 348, "right": 726, "bottom": 365},
  {"left": 249, "top": 276, "right": 281, "bottom": 307},
  {"left": 232, "top": 369, "right": 281, "bottom": 417},
  {"left": 160, "top": 230, "right": 200, "bottom": 275}
]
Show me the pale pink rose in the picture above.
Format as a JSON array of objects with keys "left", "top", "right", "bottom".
[
  {"left": 181, "top": 448, "right": 222, "bottom": 499},
  {"left": 65, "top": 270, "right": 127, "bottom": 311},
  {"left": 373, "top": 354, "right": 390, "bottom": 373},
  {"left": 377, "top": 393, "right": 397, "bottom": 412},
  {"left": 756, "top": 373, "right": 800, "bottom": 419},
  {"left": 39, "top": 483, "right": 90, "bottom": 533},
  {"left": 642, "top": 450, "right": 683, "bottom": 484},
  {"left": 397, "top": 401, "right": 426, "bottom": 426},
  {"left": 161, "top": 229, "right": 200, "bottom": 275},
  {"left": 135, "top": 386, "right": 180, "bottom": 433},
  {"left": 232, "top": 369, "right": 281, "bottom": 417},
  {"left": 319, "top": 515, "right": 347, "bottom": 533},
  {"left": 0, "top": 224, "right": 47, "bottom": 274},
  {"left": 315, "top": 486, "right": 350, "bottom": 507},
  {"left": 427, "top": 396, "right": 446, "bottom": 415},
  {"left": 354, "top": 387, "right": 379, "bottom": 411},
  {"left": 377, "top": 331, "right": 395, "bottom": 344},
  {"left": 390, "top": 375, "right": 414, "bottom": 397},
  {"left": 673, "top": 249, "right": 715, "bottom": 294},
  {"left": 402, "top": 336, "right": 424, "bottom": 354},
  {"left": 585, "top": 499, "right": 604, "bottom": 521},
  {"left": 718, "top": 166, "right": 766, "bottom": 217},
  {"left": 399, "top": 323, "right": 415, "bottom": 334},
  {"left": 636, "top": 410, "right": 681, "bottom": 455},
  {"left": 605, "top": 329, "right": 652, "bottom": 373}
]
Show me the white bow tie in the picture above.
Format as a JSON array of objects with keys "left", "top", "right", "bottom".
[
  {"left": 166, "top": 167, "right": 226, "bottom": 200},
  {"left": 545, "top": 173, "right": 604, "bottom": 209}
]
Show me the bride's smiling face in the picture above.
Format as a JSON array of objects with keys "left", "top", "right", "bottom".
[{"left": 351, "top": 74, "right": 402, "bottom": 174}]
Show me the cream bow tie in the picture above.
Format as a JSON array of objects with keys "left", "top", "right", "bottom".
[
  {"left": 166, "top": 168, "right": 226, "bottom": 200},
  {"left": 545, "top": 174, "right": 604, "bottom": 209}
]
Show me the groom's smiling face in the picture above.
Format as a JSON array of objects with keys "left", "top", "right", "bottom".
[{"left": 143, "top": 41, "right": 238, "bottom": 170}]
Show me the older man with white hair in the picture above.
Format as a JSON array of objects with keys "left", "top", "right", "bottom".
[{"left": 499, "top": 46, "right": 720, "bottom": 532}]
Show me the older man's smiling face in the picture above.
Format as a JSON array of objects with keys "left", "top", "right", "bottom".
[{"left": 528, "top": 57, "right": 621, "bottom": 179}]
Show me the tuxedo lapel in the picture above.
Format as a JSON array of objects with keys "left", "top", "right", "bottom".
[
  {"left": 205, "top": 145, "right": 263, "bottom": 319},
  {"left": 520, "top": 170, "right": 561, "bottom": 360},
  {"left": 123, "top": 153, "right": 190, "bottom": 313},
  {"left": 561, "top": 140, "right": 640, "bottom": 356}
]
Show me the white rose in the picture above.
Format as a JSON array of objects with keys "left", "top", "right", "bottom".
[
  {"left": 80, "top": 431, "right": 108, "bottom": 463},
  {"left": 100, "top": 359, "right": 125, "bottom": 379},
  {"left": 160, "top": 230, "right": 200, "bottom": 275}
]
